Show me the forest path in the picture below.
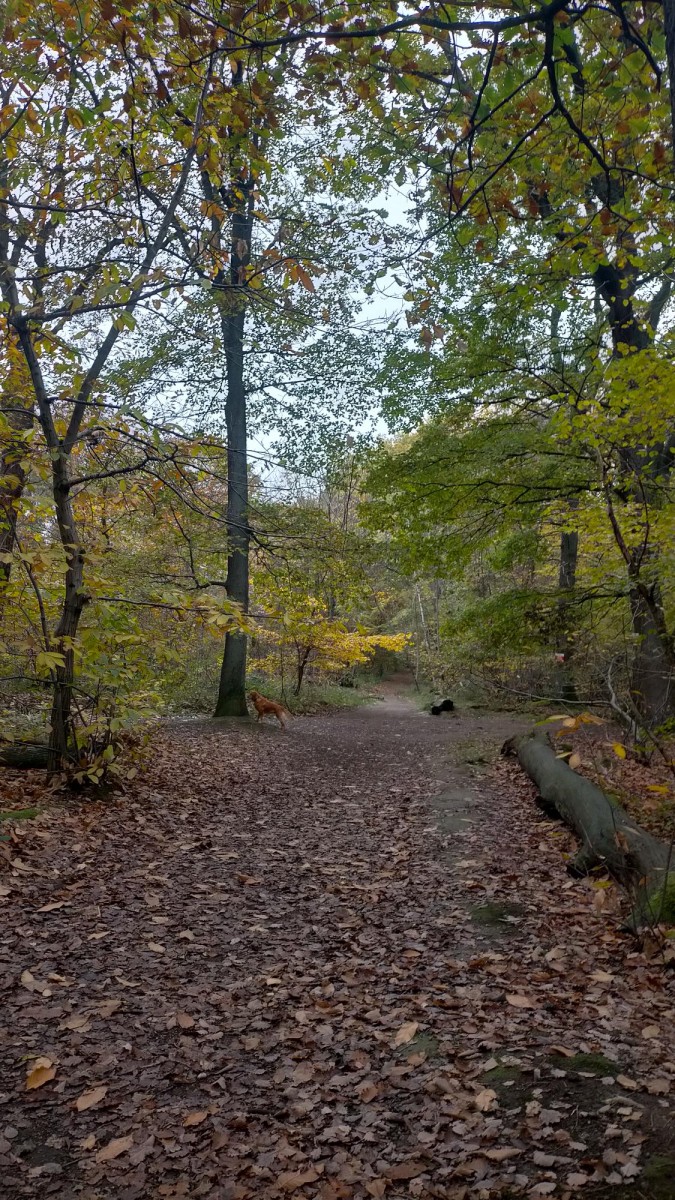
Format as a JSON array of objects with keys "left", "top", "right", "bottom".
[{"left": 1, "top": 692, "right": 674, "bottom": 1199}]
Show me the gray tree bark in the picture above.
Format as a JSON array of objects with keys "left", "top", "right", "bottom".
[{"left": 503, "top": 729, "right": 674, "bottom": 926}]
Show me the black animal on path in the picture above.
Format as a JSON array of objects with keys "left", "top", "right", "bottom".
[{"left": 430, "top": 698, "right": 455, "bottom": 715}]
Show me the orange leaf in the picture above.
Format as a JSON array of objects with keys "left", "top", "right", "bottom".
[
  {"left": 96, "top": 1135, "right": 133, "bottom": 1163},
  {"left": 26, "top": 1057, "right": 56, "bottom": 1090},
  {"left": 75, "top": 1085, "right": 108, "bottom": 1111}
]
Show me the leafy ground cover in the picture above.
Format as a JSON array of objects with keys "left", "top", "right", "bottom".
[{"left": 0, "top": 691, "right": 673, "bottom": 1199}]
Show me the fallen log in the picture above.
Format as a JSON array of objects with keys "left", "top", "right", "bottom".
[
  {"left": 0, "top": 744, "right": 50, "bottom": 769},
  {"left": 503, "top": 729, "right": 674, "bottom": 927}
]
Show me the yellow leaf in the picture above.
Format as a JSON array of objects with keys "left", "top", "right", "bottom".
[
  {"left": 612, "top": 743, "right": 627, "bottom": 759},
  {"left": 75, "top": 1085, "right": 108, "bottom": 1111},
  {"left": 393, "top": 1020, "right": 418, "bottom": 1046},
  {"left": 26, "top": 1057, "right": 56, "bottom": 1089},
  {"left": 568, "top": 752, "right": 582, "bottom": 770}
]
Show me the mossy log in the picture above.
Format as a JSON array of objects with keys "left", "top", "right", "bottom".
[
  {"left": 0, "top": 744, "right": 49, "bottom": 768},
  {"left": 503, "top": 730, "right": 674, "bottom": 926}
]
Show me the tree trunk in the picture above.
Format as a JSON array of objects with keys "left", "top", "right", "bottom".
[
  {"left": 593, "top": 261, "right": 674, "bottom": 724},
  {"left": 47, "top": 458, "right": 88, "bottom": 770},
  {"left": 0, "top": 744, "right": 49, "bottom": 769},
  {"left": 503, "top": 729, "right": 674, "bottom": 926},
  {"left": 554, "top": 525, "right": 579, "bottom": 703},
  {"left": 0, "top": 396, "right": 32, "bottom": 591},
  {"left": 295, "top": 646, "right": 311, "bottom": 695},
  {"left": 214, "top": 184, "right": 254, "bottom": 719},
  {"left": 629, "top": 575, "right": 674, "bottom": 725},
  {"left": 664, "top": 0, "right": 675, "bottom": 158}
]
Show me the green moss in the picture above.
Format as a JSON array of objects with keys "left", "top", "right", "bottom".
[
  {"left": 645, "top": 874, "right": 675, "bottom": 924},
  {"left": 643, "top": 1155, "right": 675, "bottom": 1190},
  {"left": 396, "top": 1032, "right": 441, "bottom": 1060},
  {"left": 550, "top": 1052, "right": 618, "bottom": 1075},
  {"left": 470, "top": 901, "right": 525, "bottom": 926},
  {"left": 482, "top": 1065, "right": 522, "bottom": 1084}
]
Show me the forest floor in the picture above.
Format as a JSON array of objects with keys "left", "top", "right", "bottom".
[{"left": 0, "top": 684, "right": 674, "bottom": 1200}]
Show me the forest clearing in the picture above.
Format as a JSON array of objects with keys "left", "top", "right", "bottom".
[{"left": 2, "top": 0, "right": 675, "bottom": 1197}]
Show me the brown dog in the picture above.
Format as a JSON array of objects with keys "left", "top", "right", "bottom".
[{"left": 249, "top": 690, "right": 288, "bottom": 729}]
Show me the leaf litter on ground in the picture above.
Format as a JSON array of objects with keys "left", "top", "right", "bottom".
[{"left": 0, "top": 699, "right": 673, "bottom": 1198}]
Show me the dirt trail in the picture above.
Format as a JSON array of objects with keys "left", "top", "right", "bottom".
[{"left": 0, "top": 692, "right": 673, "bottom": 1199}]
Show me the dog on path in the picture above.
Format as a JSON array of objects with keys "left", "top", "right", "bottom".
[
  {"left": 249, "top": 690, "right": 288, "bottom": 729},
  {"left": 430, "top": 698, "right": 455, "bottom": 716}
]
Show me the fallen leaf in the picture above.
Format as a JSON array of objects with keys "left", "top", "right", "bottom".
[
  {"left": 37, "top": 900, "right": 69, "bottom": 912},
  {"left": 26, "top": 1057, "right": 56, "bottom": 1090},
  {"left": 645, "top": 1077, "right": 670, "bottom": 1095},
  {"left": 566, "top": 1173, "right": 590, "bottom": 1187},
  {"left": 292, "top": 1062, "right": 315, "bottom": 1084},
  {"left": 96, "top": 1134, "right": 133, "bottom": 1162},
  {"left": 568, "top": 752, "right": 581, "bottom": 770},
  {"left": 96, "top": 999, "right": 122, "bottom": 1016},
  {"left": 533, "top": 1152, "right": 557, "bottom": 1167},
  {"left": 473, "top": 1088, "right": 497, "bottom": 1112},
  {"left": 147, "top": 942, "right": 165, "bottom": 953},
  {"left": 384, "top": 1161, "right": 426, "bottom": 1180},
  {"left": 60, "top": 1013, "right": 91, "bottom": 1032},
  {"left": 277, "top": 1167, "right": 320, "bottom": 1191},
  {"left": 75, "top": 1085, "right": 108, "bottom": 1111},
  {"left": 616, "top": 1074, "right": 639, "bottom": 1091},
  {"left": 641, "top": 1024, "right": 659, "bottom": 1039},
  {"left": 183, "top": 1111, "right": 208, "bottom": 1127},
  {"left": 356, "top": 1081, "right": 379, "bottom": 1102},
  {"left": 365, "top": 1182, "right": 387, "bottom": 1199},
  {"left": 393, "top": 1021, "right": 419, "bottom": 1046},
  {"left": 485, "top": 1147, "right": 521, "bottom": 1161},
  {"left": 176, "top": 1012, "right": 195, "bottom": 1029},
  {"left": 506, "top": 993, "right": 538, "bottom": 1008}
]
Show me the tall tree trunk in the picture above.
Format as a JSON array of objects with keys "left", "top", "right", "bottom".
[
  {"left": 554, "top": 524, "right": 579, "bottom": 703},
  {"left": 214, "top": 183, "right": 254, "bottom": 718},
  {"left": 594, "top": 261, "right": 674, "bottom": 724},
  {"left": 295, "top": 645, "right": 311, "bottom": 695},
  {"left": 628, "top": 568, "right": 673, "bottom": 724},
  {"left": 47, "top": 453, "right": 88, "bottom": 770}
]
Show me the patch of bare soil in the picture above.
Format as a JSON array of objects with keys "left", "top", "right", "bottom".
[{"left": 0, "top": 695, "right": 673, "bottom": 1200}]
